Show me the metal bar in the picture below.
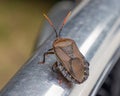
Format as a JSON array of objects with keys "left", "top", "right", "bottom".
[{"left": 1, "top": 0, "right": 120, "bottom": 96}]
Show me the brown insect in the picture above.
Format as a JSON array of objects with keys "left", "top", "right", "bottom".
[{"left": 39, "top": 12, "right": 89, "bottom": 84}]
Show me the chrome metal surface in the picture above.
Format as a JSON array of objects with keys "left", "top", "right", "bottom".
[{"left": 1, "top": 0, "right": 120, "bottom": 96}]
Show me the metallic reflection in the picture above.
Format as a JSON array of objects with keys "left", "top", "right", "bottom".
[
  {"left": 69, "top": 17, "right": 120, "bottom": 96},
  {"left": 45, "top": 84, "right": 64, "bottom": 96},
  {"left": 80, "top": 17, "right": 112, "bottom": 55},
  {"left": 1, "top": 0, "right": 120, "bottom": 96}
]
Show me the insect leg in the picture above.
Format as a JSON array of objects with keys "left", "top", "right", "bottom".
[
  {"left": 58, "top": 79, "right": 62, "bottom": 85},
  {"left": 48, "top": 48, "right": 54, "bottom": 51},
  {"left": 52, "top": 61, "right": 59, "bottom": 72},
  {"left": 38, "top": 51, "right": 54, "bottom": 64}
]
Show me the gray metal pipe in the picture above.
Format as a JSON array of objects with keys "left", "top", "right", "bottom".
[{"left": 1, "top": 0, "right": 120, "bottom": 96}]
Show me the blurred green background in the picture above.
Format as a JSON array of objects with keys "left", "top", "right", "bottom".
[{"left": 0, "top": 1, "right": 57, "bottom": 90}]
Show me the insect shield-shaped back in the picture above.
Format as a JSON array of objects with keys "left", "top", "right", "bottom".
[
  {"left": 53, "top": 38, "right": 89, "bottom": 84},
  {"left": 40, "top": 11, "right": 89, "bottom": 84}
]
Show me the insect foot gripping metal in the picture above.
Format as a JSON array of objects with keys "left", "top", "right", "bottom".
[{"left": 39, "top": 11, "right": 89, "bottom": 84}]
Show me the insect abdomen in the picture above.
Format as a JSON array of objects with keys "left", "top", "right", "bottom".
[{"left": 53, "top": 38, "right": 89, "bottom": 84}]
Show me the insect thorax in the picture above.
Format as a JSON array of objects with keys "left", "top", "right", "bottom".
[{"left": 61, "top": 45, "right": 74, "bottom": 58}]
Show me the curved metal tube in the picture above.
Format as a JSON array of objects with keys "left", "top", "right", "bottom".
[{"left": 1, "top": 0, "right": 120, "bottom": 96}]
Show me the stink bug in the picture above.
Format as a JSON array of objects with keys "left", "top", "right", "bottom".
[{"left": 39, "top": 12, "right": 89, "bottom": 84}]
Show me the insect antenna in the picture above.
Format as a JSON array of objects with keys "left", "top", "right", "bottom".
[
  {"left": 43, "top": 14, "right": 58, "bottom": 38},
  {"left": 58, "top": 11, "right": 71, "bottom": 37}
]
